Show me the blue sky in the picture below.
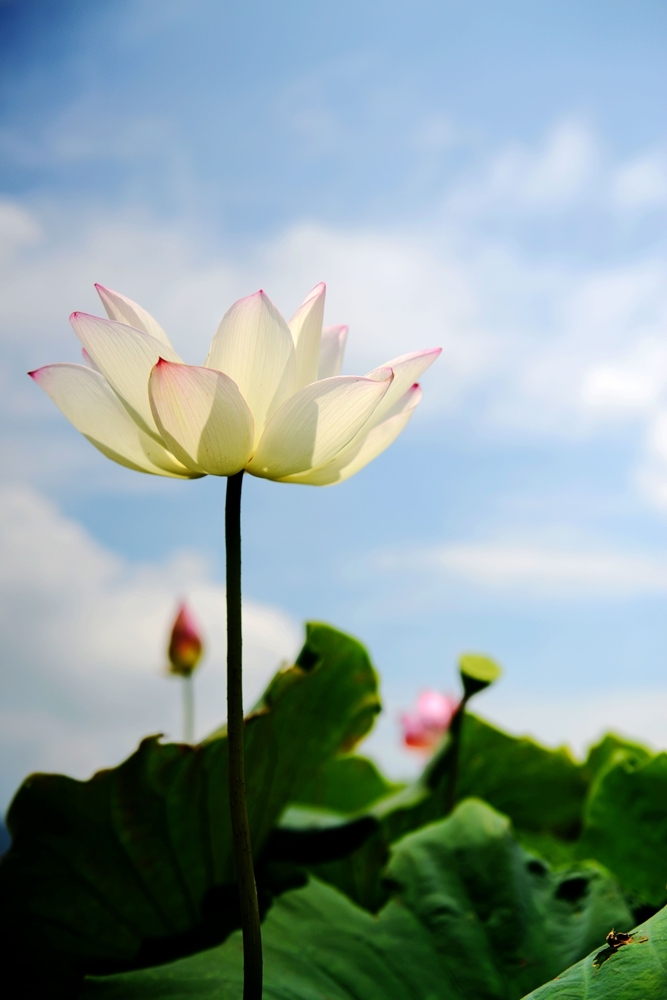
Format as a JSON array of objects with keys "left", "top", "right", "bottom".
[{"left": 1, "top": 0, "right": 667, "bottom": 809}]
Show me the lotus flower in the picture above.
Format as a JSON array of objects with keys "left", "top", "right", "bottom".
[
  {"left": 401, "top": 690, "right": 459, "bottom": 752},
  {"left": 167, "top": 601, "right": 204, "bottom": 677},
  {"left": 29, "top": 283, "right": 440, "bottom": 485}
]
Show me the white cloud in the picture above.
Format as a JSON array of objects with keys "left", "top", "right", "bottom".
[
  {"left": 256, "top": 223, "right": 489, "bottom": 382},
  {"left": 0, "top": 200, "right": 42, "bottom": 264},
  {"left": 448, "top": 120, "right": 599, "bottom": 215},
  {"left": 581, "top": 347, "right": 667, "bottom": 413},
  {"left": 0, "top": 200, "right": 491, "bottom": 497},
  {"left": 611, "top": 151, "right": 667, "bottom": 210},
  {"left": 51, "top": 112, "right": 173, "bottom": 166},
  {"left": 0, "top": 485, "right": 301, "bottom": 811},
  {"left": 481, "top": 687, "right": 667, "bottom": 760},
  {"left": 413, "top": 114, "right": 460, "bottom": 151},
  {"left": 374, "top": 539, "right": 667, "bottom": 600},
  {"left": 635, "top": 409, "right": 667, "bottom": 511},
  {"left": 501, "top": 121, "right": 598, "bottom": 207},
  {"left": 0, "top": 201, "right": 476, "bottom": 370},
  {"left": 2, "top": 118, "right": 667, "bottom": 504},
  {"left": 437, "top": 543, "right": 667, "bottom": 595},
  {"left": 1, "top": 193, "right": 659, "bottom": 439}
]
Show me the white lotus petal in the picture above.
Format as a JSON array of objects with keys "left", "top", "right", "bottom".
[
  {"left": 288, "top": 282, "right": 325, "bottom": 389},
  {"left": 70, "top": 312, "right": 182, "bottom": 439},
  {"left": 247, "top": 369, "right": 393, "bottom": 481},
  {"left": 335, "top": 396, "right": 421, "bottom": 483},
  {"left": 318, "top": 325, "right": 348, "bottom": 380},
  {"left": 205, "top": 291, "right": 296, "bottom": 443},
  {"left": 29, "top": 363, "right": 196, "bottom": 478},
  {"left": 365, "top": 348, "right": 441, "bottom": 428},
  {"left": 149, "top": 361, "right": 254, "bottom": 476},
  {"left": 81, "top": 348, "right": 101, "bottom": 372},
  {"left": 286, "top": 384, "right": 422, "bottom": 486},
  {"left": 95, "top": 284, "right": 173, "bottom": 348},
  {"left": 281, "top": 350, "right": 438, "bottom": 485}
]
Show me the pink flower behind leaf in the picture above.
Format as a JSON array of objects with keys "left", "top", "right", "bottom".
[
  {"left": 168, "top": 601, "right": 204, "bottom": 677},
  {"left": 401, "top": 690, "right": 459, "bottom": 752}
]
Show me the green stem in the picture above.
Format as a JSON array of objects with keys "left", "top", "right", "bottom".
[
  {"left": 444, "top": 694, "right": 470, "bottom": 815},
  {"left": 182, "top": 673, "right": 194, "bottom": 743},
  {"left": 225, "top": 470, "right": 262, "bottom": 1000}
]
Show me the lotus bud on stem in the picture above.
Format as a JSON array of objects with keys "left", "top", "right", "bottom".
[
  {"left": 167, "top": 601, "right": 204, "bottom": 743},
  {"left": 444, "top": 653, "right": 503, "bottom": 813},
  {"left": 408, "top": 653, "right": 502, "bottom": 812}
]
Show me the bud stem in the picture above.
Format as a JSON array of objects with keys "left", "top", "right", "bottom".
[
  {"left": 444, "top": 693, "right": 470, "bottom": 814},
  {"left": 182, "top": 673, "right": 194, "bottom": 743},
  {"left": 225, "top": 470, "right": 262, "bottom": 1000}
]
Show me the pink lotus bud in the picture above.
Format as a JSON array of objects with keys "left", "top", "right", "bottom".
[
  {"left": 400, "top": 689, "right": 459, "bottom": 753},
  {"left": 167, "top": 601, "right": 204, "bottom": 677}
]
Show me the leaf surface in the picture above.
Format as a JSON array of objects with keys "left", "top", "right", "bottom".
[
  {"left": 303, "top": 712, "right": 590, "bottom": 909},
  {"left": 293, "top": 753, "right": 401, "bottom": 814},
  {"left": 578, "top": 749, "right": 667, "bottom": 907},
  {"left": 0, "top": 623, "right": 380, "bottom": 995},
  {"left": 83, "top": 800, "right": 633, "bottom": 1000},
  {"left": 523, "top": 906, "right": 667, "bottom": 1000},
  {"left": 456, "top": 715, "right": 587, "bottom": 839}
]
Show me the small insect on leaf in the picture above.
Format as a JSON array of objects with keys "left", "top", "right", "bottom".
[
  {"left": 593, "top": 929, "right": 648, "bottom": 970},
  {"left": 608, "top": 929, "right": 632, "bottom": 947}
]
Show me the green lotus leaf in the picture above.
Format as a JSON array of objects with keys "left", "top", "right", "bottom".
[
  {"left": 523, "top": 905, "right": 667, "bottom": 1000},
  {"left": 578, "top": 748, "right": 667, "bottom": 907},
  {"left": 82, "top": 800, "right": 633, "bottom": 1000},
  {"left": 0, "top": 623, "right": 381, "bottom": 997}
]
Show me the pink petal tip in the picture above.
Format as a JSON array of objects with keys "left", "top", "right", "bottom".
[{"left": 70, "top": 310, "right": 102, "bottom": 323}]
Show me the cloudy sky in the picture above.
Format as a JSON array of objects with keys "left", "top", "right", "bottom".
[{"left": 1, "top": 0, "right": 667, "bottom": 810}]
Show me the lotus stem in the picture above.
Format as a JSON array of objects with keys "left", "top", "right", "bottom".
[
  {"left": 182, "top": 673, "right": 195, "bottom": 743},
  {"left": 225, "top": 470, "right": 262, "bottom": 1000},
  {"left": 444, "top": 693, "right": 470, "bottom": 814}
]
